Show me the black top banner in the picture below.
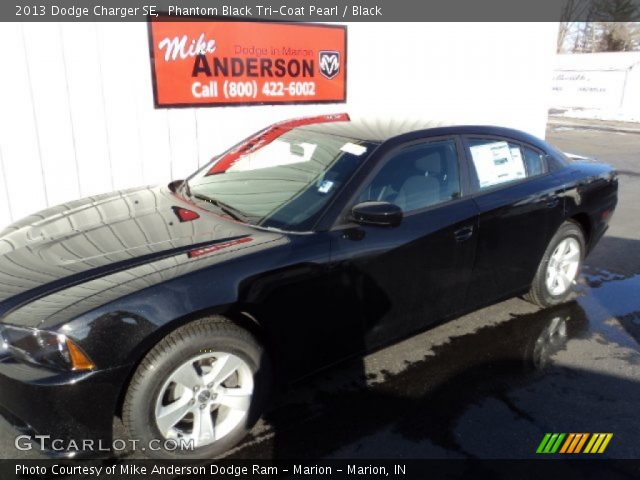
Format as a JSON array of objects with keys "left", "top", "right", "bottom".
[{"left": 6, "top": 0, "right": 640, "bottom": 22}]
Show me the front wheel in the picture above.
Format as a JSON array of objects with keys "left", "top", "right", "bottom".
[
  {"left": 123, "top": 316, "right": 270, "bottom": 459},
  {"left": 525, "top": 221, "right": 585, "bottom": 307}
]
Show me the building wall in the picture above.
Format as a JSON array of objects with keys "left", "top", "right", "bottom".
[{"left": 0, "top": 22, "right": 557, "bottom": 229}]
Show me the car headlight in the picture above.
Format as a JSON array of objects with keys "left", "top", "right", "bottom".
[{"left": 0, "top": 324, "right": 95, "bottom": 371}]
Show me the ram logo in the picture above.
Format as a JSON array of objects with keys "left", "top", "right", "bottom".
[{"left": 319, "top": 51, "right": 340, "bottom": 79}]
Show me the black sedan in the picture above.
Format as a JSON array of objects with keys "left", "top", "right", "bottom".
[{"left": 0, "top": 114, "right": 617, "bottom": 458}]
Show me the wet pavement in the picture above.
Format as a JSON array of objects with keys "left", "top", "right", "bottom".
[
  {"left": 1, "top": 125, "right": 639, "bottom": 459},
  {"left": 222, "top": 269, "right": 640, "bottom": 459}
]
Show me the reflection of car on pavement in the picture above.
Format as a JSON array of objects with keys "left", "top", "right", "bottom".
[
  {"left": 0, "top": 114, "right": 618, "bottom": 459},
  {"left": 529, "top": 315, "right": 568, "bottom": 370}
]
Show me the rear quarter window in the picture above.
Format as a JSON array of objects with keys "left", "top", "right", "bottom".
[{"left": 522, "top": 146, "right": 547, "bottom": 177}]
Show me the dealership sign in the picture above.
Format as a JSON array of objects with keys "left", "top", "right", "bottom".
[
  {"left": 550, "top": 69, "right": 627, "bottom": 109},
  {"left": 148, "top": 19, "right": 347, "bottom": 107}
]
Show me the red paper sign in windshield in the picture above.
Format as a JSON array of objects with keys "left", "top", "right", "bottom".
[{"left": 206, "top": 113, "right": 350, "bottom": 175}]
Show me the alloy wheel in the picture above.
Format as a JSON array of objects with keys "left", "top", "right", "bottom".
[
  {"left": 154, "top": 352, "right": 254, "bottom": 448},
  {"left": 545, "top": 237, "right": 581, "bottom": 296}
]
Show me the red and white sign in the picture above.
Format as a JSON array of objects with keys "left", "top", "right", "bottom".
[
  {"left": 148, "top": 19, "right": 347, "bottom": 107},
  {"left": 207, "top": 113, "right": 350, "bottom": 174}
]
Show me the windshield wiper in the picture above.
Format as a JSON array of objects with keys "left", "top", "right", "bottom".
[{"left": 193, "top": 194, "right": 251, "bottom": 223}]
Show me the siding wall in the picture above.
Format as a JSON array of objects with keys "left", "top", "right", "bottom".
[{"left": 0, "top": 22, "right": 558, "bottom": 229}]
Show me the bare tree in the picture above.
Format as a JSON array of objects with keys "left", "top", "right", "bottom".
[
  {"left": 592, "top": 0, "right": 639, "bottom": 21},
  {"left": 596, "top": 22, "right": 640, "bottom": 51},
  {"left": 591, "top": 0, "right": 640, "bottom": 51},
  {"left": 558, "top": 22, "right": 573, "bottom": 52},
  {"left": 557, "top": 0, "right": 595, "bottom": 52},
  {"left": 557, "top": 0, "right": 640, "bottom": 52}
]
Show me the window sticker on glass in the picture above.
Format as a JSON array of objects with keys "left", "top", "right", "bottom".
[
  {"left": 470, "top": 141, "right": 526, "bottom": 188},
  {"left": 510, "top": 146, "right": 523, "bottom": 166},
  {"left": 340, "top": 142, "right": 367, "bottom": 156},
  {"left": 317, "top": 179, "right": 334, "bottom": 194}
]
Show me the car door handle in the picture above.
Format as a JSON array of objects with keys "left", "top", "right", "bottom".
[{"left": 454, "top": 225, "right": 474, "bottom": 242}]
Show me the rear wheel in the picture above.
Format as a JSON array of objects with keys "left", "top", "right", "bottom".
[
  {"left": 525, "top": 221, "right": 585, "bottom": 307},
  {"left": 123, "top": 316, "right": 270, "bottom": 459}
]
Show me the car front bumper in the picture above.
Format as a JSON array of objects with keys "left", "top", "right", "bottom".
[{"left": 0, "top": 358, "right": 131, "bottom": 458}]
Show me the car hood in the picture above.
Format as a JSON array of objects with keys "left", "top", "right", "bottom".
[{"left": 0, "top": 185, "right": 257, "bottom": 318}]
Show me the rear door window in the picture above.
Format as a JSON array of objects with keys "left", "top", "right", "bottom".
[
  {"left": 467, "top": 139, "right": 526, "bottom": 189},
  {"left": 467, "top": 138, "right": 548, "bottom": 191}
]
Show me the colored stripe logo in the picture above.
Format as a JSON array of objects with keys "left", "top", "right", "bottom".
[{"left": 536, "top": 433, "right": 613, "bottom": 454}]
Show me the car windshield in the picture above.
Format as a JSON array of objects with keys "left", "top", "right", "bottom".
[{"left": 186, "top": 127, "right": 374, "bottom": 231}]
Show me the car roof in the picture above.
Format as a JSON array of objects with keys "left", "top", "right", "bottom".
[
  {"left": 297, "top": 115, "right": 548, "bottom": 149},
  {"left": 297, "top": 117, "right": 456, "bottom": 142}
]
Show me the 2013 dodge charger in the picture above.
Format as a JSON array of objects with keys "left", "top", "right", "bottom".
[{"left": 0, "top": 114, "right": 617, "bottom": 458}]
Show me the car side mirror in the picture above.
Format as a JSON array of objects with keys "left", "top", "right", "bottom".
[{"left": 351, "top": 201, "right": 403, "bottom": 227}]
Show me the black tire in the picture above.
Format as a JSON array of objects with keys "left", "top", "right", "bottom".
[
  {"left": 525, "top": 220, "right": 586, "bottom": 307},
  {"left": 122, "top": 316, "right": 270, "bottom": 459}
]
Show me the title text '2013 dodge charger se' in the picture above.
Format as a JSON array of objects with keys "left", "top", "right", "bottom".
[{"left": 0, "top": 114, "right": 617, "bottom": 458}]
